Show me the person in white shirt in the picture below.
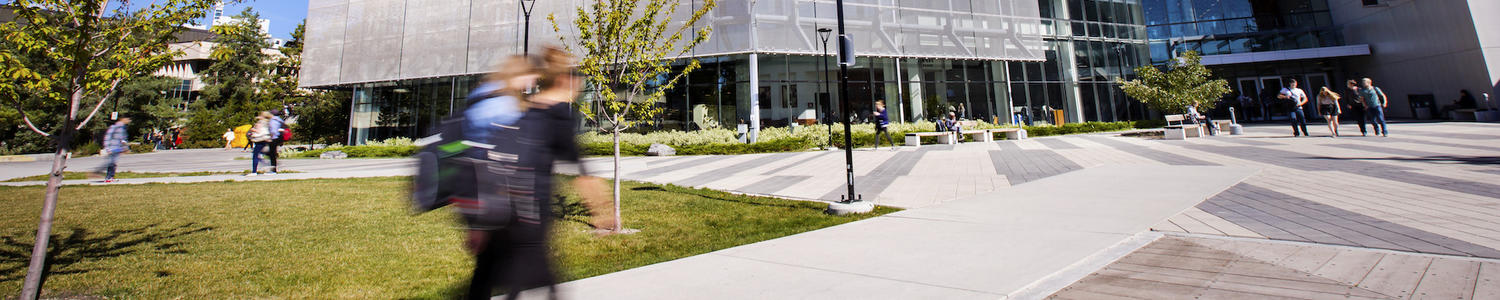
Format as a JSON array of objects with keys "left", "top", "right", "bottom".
[
  {"left": 1277, "top": 79, "right": 1310, "bottom": 137},
  {"left": 222, "top": 128, "right": 237, "bottom": 150}
]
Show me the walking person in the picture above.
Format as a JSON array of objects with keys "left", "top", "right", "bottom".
[
  {"left": 1318, "top": 87, "right": 1342, "bottom": 137},
  {"left": 1342, "top": 80, "right": 1368, "bottom": 136},
  {"left": 222, "top": 128, "right": 237, "bottom": 150},
  {"left": 267, "top": 110, "right": 287, "bottom": 172},
  {"left": 464, "top": 47, "right": 609, "bottom": 300},
  {"left": 1359, "top": 78, "right": 1390, "bottom": 137},
  {"left": 873, "top": 100, "right": 894, "bottom": 150},
  {"left": 94, "top": 117, "right": 130, "bottom": 183},
  {"left": 1278, "top": 79, "right": 1310, "bottom": 137},
  {"left": 247, "top": 114, "right": 274, "bottom": 176}
]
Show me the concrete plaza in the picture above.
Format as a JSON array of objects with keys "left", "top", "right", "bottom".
[{"left": 3, "top": 122, "right": 1497, "bottom": 299}]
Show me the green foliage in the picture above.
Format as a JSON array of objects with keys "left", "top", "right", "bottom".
[
  {"left": 72, "top": 141, "right": 102, "bottom": 157},
  {"left": 185, "top": 8, "right": 276, "bottom": 147},
  {"left": 292, "top": 138, "right": 416, "bottom": 158},
  {"left": 1118, "top": 51, "right": 1232, "bottom": 115},
  {"left": 551, "top": 0, "right": 717, "bottom": 137},
  {"left": 0, "top": 0, "right": 217, "bottom": 152},
  {"left": 128, "top": 143, "right": 156, "bottom": 154}
]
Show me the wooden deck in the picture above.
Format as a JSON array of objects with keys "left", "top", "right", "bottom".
[{"left": 1050, "top": 235, "right": 1500, "bottom": 299}]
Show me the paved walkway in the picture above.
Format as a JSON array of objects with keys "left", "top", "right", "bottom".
[{"left": 558, "top": 165, "right": 1255, "bottom": 299}]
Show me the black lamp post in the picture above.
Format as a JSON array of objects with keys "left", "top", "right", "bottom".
[
  {"left": 833, "top": 0, "right": 859, "bottom": 204},
  {"left": 818, "top": 28, "right": 833, "bottom": 149},
  {"left": 521, "top": 0, "right": 537, "bottom": 56}
]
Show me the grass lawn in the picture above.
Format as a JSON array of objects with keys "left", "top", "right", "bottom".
[
  {"left": 0, "top": 177, "right": 896, "bottom": 298},
  {"left": 3, "top": 171, "right": 264, "bottom": 182}
]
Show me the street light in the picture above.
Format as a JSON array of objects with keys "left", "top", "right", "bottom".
[
  {"left": 832, "top": 0, "right": 864, "bottom": 208},
  {"left": 817, "top": 28, "right": 833, "bottom": 149},
  {"left": 521, "top": 0, "right": 537, "bottom": 56}
]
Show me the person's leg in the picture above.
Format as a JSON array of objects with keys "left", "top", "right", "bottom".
[
  {"left": 1290, "top": 109, "right": 1302, "bottom": 136},
  {"left": 467, "top": 230, "right": 503, "bottom": 300},
  {"left": 251, "top": 142, "right": 264, "bottom": 173},
  {"left": 1365, "top": 108, "right": 1380, "bottom": 136},
  {"left": 1374, "top": 107, "right": 1388, "bottom": 136},
  {"left": 1298, "top": 109, "right": 1310, "bottom": 136},
  {"left": 269, "top": 140, "right": 281, "bottom": 173},
  {"left": 104, "top": 152, "right": 119, "bottom": 180}
]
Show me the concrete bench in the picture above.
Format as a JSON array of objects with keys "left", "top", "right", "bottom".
[
  {"left": 960, "top": 129, "right": 992, "bottom": 142},
  {"left": 905, "top": 131, "right": 955, "bottom": 146},
  {"left": 990, "top": 128, "right": 1028, "bottom": 140},
  {"left": 1163, "top": 114, "right": 1203, "bottom": 140}
]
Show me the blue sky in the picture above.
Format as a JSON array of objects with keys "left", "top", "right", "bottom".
[{"left": 200, "top": 0, "right": 307, "bottom": 39}]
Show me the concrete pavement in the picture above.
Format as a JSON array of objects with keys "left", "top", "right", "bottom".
[{"left": 556, "top": 165, "right": 1256, "bottom": 299}]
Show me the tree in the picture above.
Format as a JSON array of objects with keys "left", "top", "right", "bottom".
[
  {"left": 185, "top": 7, "right": 272, "bottom": 146},
  {"left": 0, "top": 1, "right": 217, "bottom": 298},
  {"left": 550, "top": 0, "right": 716, "bottom": 232},
  {"left": 1118, "top": 51, "right": 1232, "bottom": 115}
]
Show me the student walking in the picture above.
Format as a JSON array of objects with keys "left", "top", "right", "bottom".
[
  {"left": 247, "top": 113, "right": 275, "bottom": 176},
  {"left": 1318, "top": 87, "right": 1342, "bottom": 137},
  {"left": 95, "top": 117, "right": 131, "bottom": 183},
  {"left": 222, "top": 128, "right": 237, "bottom": 150},
  {"left": 1359, "top": 78, "right": 1390, "bottom": 137},
  {"left": 873, "top": 100, "right": 894, "bottom": 150},
  {"left": 1278, "top": 79, "right": 1310, "bottom": 137},
  {"left": 1342, "top": 80, "right": 1368, "bottom": 136},
  {"left": 464, "top": 47, "right": 609, "bottom": 300}
]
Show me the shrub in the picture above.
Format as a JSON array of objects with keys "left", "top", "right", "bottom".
[
  {"left": 291, "top": 139, "right": 416, "bottom": 158},
  {"left": 72, "top": 141, "right": 102, "bottom": 157},
  {"left": 128, "top": 143, "right": 156, "bottom": 153}
]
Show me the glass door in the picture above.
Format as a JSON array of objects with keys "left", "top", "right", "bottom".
[
  {"left": 1259, "top": 76, "right": 1285, "bottom": 121},
  {"left": 1305, "top": 74, "right": 1329, "bottom": 119},
  {"left": 1236, "top": 78, "right": 1260, "bottom": 122}
]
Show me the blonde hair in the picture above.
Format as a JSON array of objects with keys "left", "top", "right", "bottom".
[
  {"left": 536, "top": 46, "right": 577, "bottom": 90},
  {"left": 1320, "top": 87, "right": 1339, "bottom": 101},
  {"left": 485, "top": 55, "right": 537, "bottom": 96}
]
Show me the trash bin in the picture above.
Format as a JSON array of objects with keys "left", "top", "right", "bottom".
[{"left": 1408, "top": 94, "right": 1435, "bottom": 120}]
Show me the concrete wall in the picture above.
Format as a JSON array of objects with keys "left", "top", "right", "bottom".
[
  {"left": 1471, "top": 0, "right": 1500, "bottom": 107},
  {"left": 1329, "top": 0, "right": 1499, "bottom": 117}
]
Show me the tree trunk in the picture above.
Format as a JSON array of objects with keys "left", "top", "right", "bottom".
[
  {"left": 611, "top": 128, "right": 622, "bottom": 232},
  {"left": 19, "top": 134, "right": 71, "bottom": 300}
]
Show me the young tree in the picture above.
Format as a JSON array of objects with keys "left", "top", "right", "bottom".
[
  {"left": 186, "top": 7, "right": 272, "bottom": 146},
  {"left": 1118, "top": 51, "right": 1232, "bottom": 115},
  {"left": 550, "top": 0, "right": 716, "bottom": 232},
  {"left": 0, "top": 1, "right": 217, "bottom": 298}
]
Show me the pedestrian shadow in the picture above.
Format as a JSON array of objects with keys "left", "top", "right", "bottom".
[
  {"left": 0, "top": 222, "right": 212, "bottom": 285},
  {"left": 1305, "top": 155, "right": 1500, "bottom": 166}
]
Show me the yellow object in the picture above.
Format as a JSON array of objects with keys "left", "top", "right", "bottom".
[
  {"left": 232, "top": 125, "right": 252, "bottom": 148},
  {"left": 1052, "top": 110, "right": 1066, "bottom": 125}
]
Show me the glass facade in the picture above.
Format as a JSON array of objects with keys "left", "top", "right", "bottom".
[
  {"left": 1144, "top": 0, "right": 1341, "bottom": 64},
  {"left": 338, "top": 0, "right": 1151, "bottom": 144}
]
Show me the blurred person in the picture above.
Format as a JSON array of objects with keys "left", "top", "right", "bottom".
[
  {"left": 267, "top": 110, "right": 287, "bottom": 173},
  {"left": 94, "top": 117, "right": 130, "bottom": 183},
  {"left": 464, "top": 47, "right": 609, "bottom": 300},
  {"left": 872, "top": 100, "right": 894, "bottom": 150},
  {"left": 1342, "top": 80, "right": 1368, "bottom": 136},
  {"left": 1441, "top": 89, "right": 1478, "bottom": 119},
  {"left": 1185, "top": 103, "right": 1215, "bottom": 136},
  {"left": 1318, "top": 87, "right": 1342, "bottom": 137},
  {"left": 466, "top": 55, "right": 539, "bottom": 142},
  {"left": 1359, "top": 78, "right": 1389, "bottom": 137},
  {"left": 1278, "top": 79, "right": 1310, "bottom": 137},
  {"left": 247, "top": 113, "right": 274, "bottom": 176},
  {"left": 222, "top": 128, "right": 237, "bottom": 150}
]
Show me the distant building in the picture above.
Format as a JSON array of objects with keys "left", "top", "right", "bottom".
[
  {"left": 1147, "top": 0, "right": 1500, "bottom": 120},
  {"left": 301, "top": 0, "right": 1153, "bottom": 145}
]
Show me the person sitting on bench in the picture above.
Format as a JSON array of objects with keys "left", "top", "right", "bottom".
[{"left": 1186, "top": 104, "right": 1216, "bottom": 136}]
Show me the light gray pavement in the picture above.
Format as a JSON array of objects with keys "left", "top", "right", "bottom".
[{"left": 556, "top": 165, "right": 1256, "bottom": 299}]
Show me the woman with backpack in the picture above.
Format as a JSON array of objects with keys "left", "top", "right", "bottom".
[
  {"left": 247, "top": 113, "right": 275, "bottom": 176},
  {"left": 464, "top": 47, "right": 609, "bottom": 300}
]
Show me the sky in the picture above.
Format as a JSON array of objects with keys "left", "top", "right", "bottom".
[
  {"left": 104, "top": 0, "right": 308, "bottom": 39},
  {"left": 197, "top": 0, "right": 307, "bottom": 39}
]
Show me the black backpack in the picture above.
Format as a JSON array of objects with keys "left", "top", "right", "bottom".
[{"left": 411, "top": 113, "right": 517, "bottom": 230}]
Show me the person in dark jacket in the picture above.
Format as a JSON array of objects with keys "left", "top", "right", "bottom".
[
  {"left": 465, "top": 47, "right": 608, "bottom": 300},
  {"left": 873, "top": 100, "right": 894, "bottom": 150},
  {"left": 1342, "top": 80, "right": 1368, "bottom": 136}
]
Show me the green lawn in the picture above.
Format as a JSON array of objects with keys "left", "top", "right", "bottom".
[
  {"left": 0, "top": 177, "right": 895, "bottom": 298},
  {"left": 3, "top": 171, "right": 261, "bottom": 182}
]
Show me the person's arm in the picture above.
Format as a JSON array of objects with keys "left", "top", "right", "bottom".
[{"left": 1378, "top": 88, "right": 1388, "bottom": 108}]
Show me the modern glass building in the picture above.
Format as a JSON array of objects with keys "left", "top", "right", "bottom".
[
  {"left": 301, "top": 0, "right": 1150, "bottom": 145},
  {"left": 1145, "top": 0, "right": 1500, "bottom": 121}
]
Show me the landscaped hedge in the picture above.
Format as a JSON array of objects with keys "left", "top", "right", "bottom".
[{"left": 291, "top": 137, "right": 419, "bottom": 158}]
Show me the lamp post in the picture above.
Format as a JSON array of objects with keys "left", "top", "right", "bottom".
[
  {"left": 818, "top": 28, "right": 833, "bottom": 149},
  {"left": 521, "top": 0, "right": 537, "bottom": 56},
  {"left": 832, "top": 0, "right": 864, "bottom": 208}
]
